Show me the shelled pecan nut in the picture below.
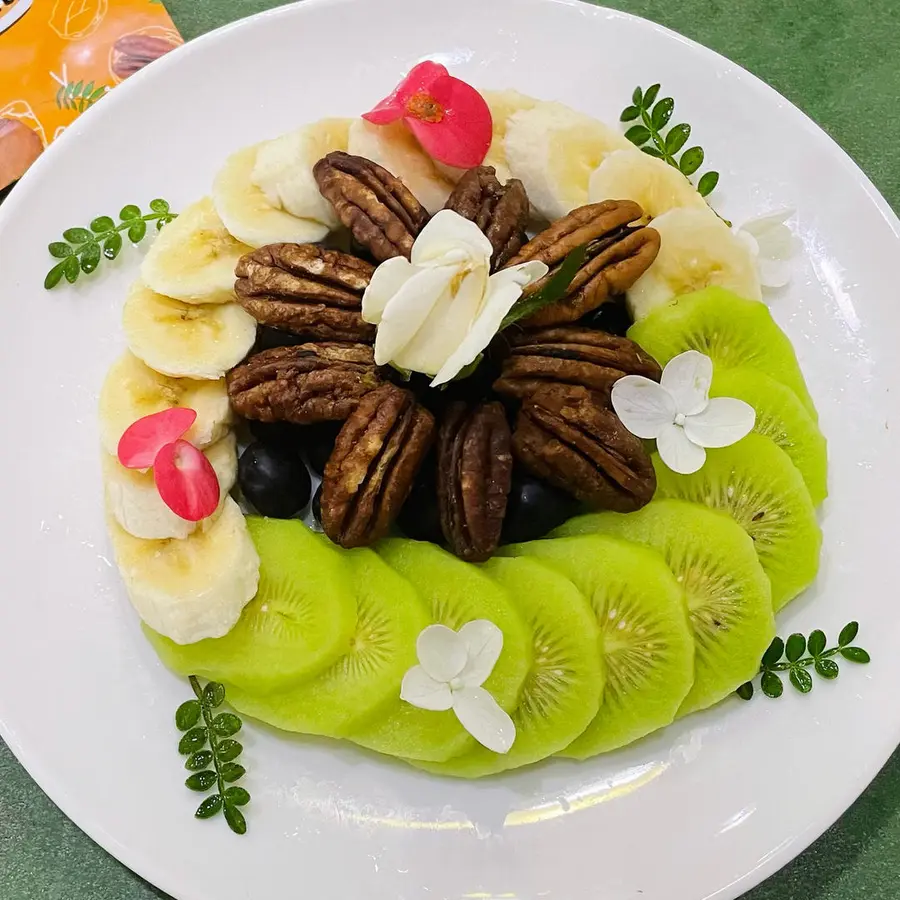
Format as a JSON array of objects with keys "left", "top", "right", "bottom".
[
  {"left": 227, "top": 343, "right": 381, "bottom": 424},
  {"left": 234, "top": 243, "right": 376, "bottom": 342},
  {"left": 321, "top": 384, "right": 435, "bottom": 548},
  {"left": 444, "top": 166, "right": 530, "bottom": 270},
  {"left": 313, "top": 151, "right": 430, "bottom": 262},
  {"left": 503, "top": 201, "right": 660, "bottom": 327},
  {"left": 512, "top": 384, "right": 655, "bottom": 511},
  {"left": 494, "top": 326, "right": 661, "bottom": 400},
  {"left": 437, "top": 401, "right": 514, "bottom": 562}
]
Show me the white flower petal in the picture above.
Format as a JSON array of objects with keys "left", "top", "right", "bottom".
[
  {"left": 735, "top": 229, "right": 760, "bottom": 258},
  {"left": 740, "top": 208, "right": 795, "bottom": 238},
  {"left": 758, "top": 256, "right": 793, "bottom": 289},
  {"left": 416, "top": 624, "right": 468, "bottom": 683},
  {"left": 411, "top": 209, "right": 493, "bottom": 267},
  {"left": 683, "top": 397, "right": 756, "bottom": 448},
  {"left": 361, "top": 256, "right": 415, "bottom": 325},
  {"left": 400, "top": 666, "right": 454, "bottom": 711},
  {"left": 756, "top": 225, "right": 797, "bottom": 261},
  {"left": 488, "top": 260, "right": 550, "bottom": 290},
  {"left": 452, "top": 686, "right": 516, "bottom": 754},
  {"left": 660, "top": 350, "right": 713, "bottom": 416},
  {"left": 656, "top": 422, "right": 706, "bottom": 474},
  {"left": 611, "top": 375, "right": 677, "bottom": 439},
  {"left": 456, "top": 620, "right": 504, "bottom": 688}
]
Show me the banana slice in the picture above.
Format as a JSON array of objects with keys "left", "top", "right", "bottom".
[
  {"left": 98, "top": 352, "right": 232, "bottom": 456},
  {"left": 347, "top": 118, "right": 454, "bottom": 214},
  {"left": 103, "top": 433, "right": 238, "bottom": 541},
  {"left": 107, "top": 496, "right": 260, "bottom": 645},
  {"left": 122, "top": 281, "right": 257, "bottom": 380},
  {"left": 588, "top": 148, "right": 709, "bottom": 218},
  {"left": 627, "top": 208, "right": 762, "bottom": 320},
  {"left": 212, "top": 143, "right": 330, "bottom": 248},
  {"left": 504, "top": 101, "right": 632, "bottom": 221},
  {"left": 252, "top": 118, "right": 351, "bottom": 231},
  {"left": 140, "top": 197, "right": 251, "bottom": 305}
]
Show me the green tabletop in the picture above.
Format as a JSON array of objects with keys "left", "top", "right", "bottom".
[{"left": 2, "top": 0, "right": 899, "bottom": 897}]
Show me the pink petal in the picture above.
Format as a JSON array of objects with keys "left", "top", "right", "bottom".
[
  {"left": 452, "top": 686, "right": 516, "bottom": 754},
  {"left": 153, "top": 439, "right": 220, "bottom": 522},
  {"left": 362, "top": 61, "right": 449, "bottom": 125},
  {"left": 656, "top": 423, "right": 706, "bottom": 475},
  {"left": 117, "top": 408, "right": 197, "bottom": 470}
]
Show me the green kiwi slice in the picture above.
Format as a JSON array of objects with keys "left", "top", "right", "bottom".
[
  {"left": 711, "top": 367, "right": 827, "bottom": 505},
  {"left": 554, "top": 500, "right": 774, "bottom": 715},
  {"left": 653, "top": 433, "right": 822, "bottom": 610},
  {"left": 627, "top": 286, "right": 818, "bottom": 420},
  {"left": 347, "top": 539, "right": 531, "bottom": 763},
  {"left": 226, "top": 547, "right": 430, "bottom": 737},
  {"left": 413, "top": 556, "right": 603, "bottom": 777},
  {"left": 503, "top": 535, "right": 694, "bottom": 757},
  {"left": 145, "top": 517, "right": 357, "bottom": 693}
]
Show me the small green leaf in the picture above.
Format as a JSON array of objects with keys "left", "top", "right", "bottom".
[
  {"left": 665, "top": 123, "right": 691, "bottom": 155},
  {"left": 215, "top": 740, "right": 243, "bottom": 763},
  {"left": 840, "top": 646, "right": 871, "bottom": 664},
  {"left": 185, "top": 750, "right": 214, "bottom": 771},
  {"left": 224, "top": 786, "right": 250, "bottom": 806},
  {"left": 808, "top": 629, "right": 827, "bottom": 657},
  {"left": 761, "top": 636, "right": 784, "bottom": 667},
  {"left": 79, "top": 242, "right": 101, "bottom": 273},
  {"left": 643, "top": 84, "right": 661, "bottom": 109},
  {"left": 44, "top": 261, "right": 69, "bottom": 290},
  {"left": 224, "top": 803, "right": 247, "bottom": 835},
  {"left": 620, "top": 105, "right": 640, "bottom": 122},
  {"left": 761, "top": 670, "right": 783, "bottom": 698},
  {"left": 150, "top": 198, "right": 171, "bottom": 213},
  {"left": 49, "top": 242, "right": 74, "bottom": 258},
  {"left": 82, "top": 81, "right": 94, "bottom": 97},
  {"left": 63, "top": 255, "right": 81, "bottom": 283},
  {"left": 839, "top": 622, "right": 859, "bottom": 647},
  {"left": 679, "top": 146, "right": 705, "bottom": 176},
  {"left": 119, "top": 204, "right": 141, "bottom": 221},
  {"left": 63, "top": 227, "right": 92, "bottom": 244},
  {"left": 104, "top": 233, "right": 123, "bottom": 260},
  {"left": 815, "top": 658, "right": 840, "bottom": 679},
  {"left": 195, "top": 794, "right": 223, "bottom": 819},
  {"left": 212, "top": 713, "right": 242, "bottom": 737},
  {"left": 651, "top": 97, "right": 674, "bottom": 130},
  {"left": 697, "top": 171, "right": 720, "bottom": 197},
  {"left": 156, "top": 218, "right": 168, "bottom": 230},
  {"left": 641, "top": 146, "right": 665, "bottom": 159},
  {"left": 178, "top": 726, "right": 208, "bottom": 755},
  {"left": 624, "top": 124, "right": 651, "bottom": 146},
  {"left": 203, "top": 682, "right": 226, "bottom": 709},
  {"left": 631, "top": 86, "right": 643, "bottom": 107},
  {"left": 785, "top": 633, "right": 806, "bottom": 662},
  {"left": 186, "top": 770, "right": 218, "bottom": 792},
  {"left": 128, "top": 220, "right": 147, "bottom": 243},
  {"left": 220, "top": 763, "right": 246, "bottom": 783},
  {"left": 790, "top": 667, "right": 813, "bottom": 694},
  {"left": 501, "top": 244, "right": 588, "bottom": 329},
  {"left": 73, "top": 80, "right": 84, "bottom": 96},
  {"left": 90, "top": 86, "right": 106, "bottom": 101},
  {"left": 736, "top": 682, "right": 754, "bottom": 701},
  {"left": 175, "top": 700, "right": 201, "bottom": 731},
  {"left": 90, "top": 215, "right": 115, "bottom": 233},
  {"left": 56, "top": 85, "right": 66, "bottom": 109}
]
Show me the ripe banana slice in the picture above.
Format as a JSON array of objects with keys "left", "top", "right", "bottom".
[
  {"left": 627, "top": 208, "right": 762, "bottom": 320},
  {"left": 252, "top": 117, "right": 351, "bottom": 231},
  {"left": 588, "top": 148, "right": 709, "bottom": 219},
  {"left": 212, "top": 143, "right": 330, "bottom": 248},
  {"left": 139, "top": 197, "right": 251, "bottom": 305},
  {"left": 504, "top": 101, "right": 631, "bottom": 221},
  {"left": 347, "top": 118, "right": 454, "bottom": 214},
  {"left": 122, "top": 281, "right": 257, "bottom": 380},
  {"left": 107, "top": 496, "right": 260, "bottom": 645},
  {"left": 103, "top": 433, "right": 238, "bottom": 540},
  {"left": 98, "top": 352, "right": 232, "bottom": 456}
]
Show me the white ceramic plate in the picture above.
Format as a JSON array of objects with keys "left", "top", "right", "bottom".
[{"left": 1, "top": 1, "right": 898, "bottom": 897}]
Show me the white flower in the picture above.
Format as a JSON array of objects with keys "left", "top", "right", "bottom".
[
  {"left": 362, "top": 210, "right": 548, "bottom": 386},
  {"left": 736, "top": 208, "right": 797, "bottom": 289},
  {"left": 611, "top": 350, "right": 755, "bottom": 475},
  {"left": 400, "top": 620, "right": 516, "bottom": 754}
]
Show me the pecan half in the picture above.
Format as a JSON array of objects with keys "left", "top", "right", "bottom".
[
  {"left": 444, "top": 166, "right": 530, "bottom": 269},
  {"left": 322, "top": 385, "right": 435, "bottom": 548},
  {"left": 227, "top": 343, "right": 381, "bottom": 424},
  {"left": 504, "top": 201, "right": 660, "bottom": 327},
  {"left": 513, "top": 384, "right": 655, "bottom": 511},
  {"left": 494, "top": 326, "right": 661, "bottom": 400},
  {"left": 235, "top": 243, "right": 375, "bottom": 342},
  {"left": 437, "top": 402, "right": 513, "bottom": 561},
  {"left": 314, "top": 151, "right": 429, "bottom": 262}
]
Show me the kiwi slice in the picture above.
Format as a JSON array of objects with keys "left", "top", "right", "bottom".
[
  {"left": 503, "top": 535, "right": 694, "bottom": 757},
  {"left": 653, "top": 433, "right": 821, "bottom": 610},
  {"left": 627, "top": 287, "right": 818, "bottom": 420},
  {"left": 711, "top": 367, "right": 828, "bottom": 505},
  {"left": 226, "top": 547, "right": 430, "bottom": 737},
  {"left": 146, "top": 517, "right": 357, "bottom": 693},
  {"left": 554, "top": 499, "right": 775, "bottom": 715},
  {"left": 413, "top": 556, "right": 603, "bottom": 777},
  {"left": 347, "top": 539, "right": 531, "bottom": 763}
]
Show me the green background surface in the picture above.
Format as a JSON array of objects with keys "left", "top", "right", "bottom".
[{"left": 2, "top": 0, "right": 899, "bottom": 897}]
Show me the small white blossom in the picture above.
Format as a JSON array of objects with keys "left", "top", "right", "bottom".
[{"left": 736, "top": 208, "right": 797, "bottom": 289}]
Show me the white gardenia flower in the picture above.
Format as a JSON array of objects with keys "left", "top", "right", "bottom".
[
  {"left": 362, "top": 210, "right": 548, "bottom": 386},
  {"left": 611, "top": 350, "right": 755, "bottom": 475},
  {"left": 736, "top": 208, "right": 797, "bottom": 289},
  {"left": 400, "top": 620, "right": 516, "bottom": 754}
]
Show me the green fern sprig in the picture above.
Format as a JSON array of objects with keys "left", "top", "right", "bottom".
[{"left": 56, "top": 80, "right": 107, "bottom": 113}]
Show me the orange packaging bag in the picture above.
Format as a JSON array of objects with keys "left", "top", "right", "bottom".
[{"left": 0, "top": 0, "right": 182, "bottom": 190}]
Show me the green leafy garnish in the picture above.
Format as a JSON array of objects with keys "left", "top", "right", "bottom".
[
  {"left": 56, "top": 80, "right": 107, "bottom": 112},
  {"left": 500, "top": 244, "right": 588, "bottom": 329},
  {"left": 175, "top": 677, "right": 250, "bottom": 834},
  {"left": 737, "top": 622, "right": 870, "bottom": 700},
  {"left": 44, "top": 200, "right": 177, "bottom": 289},
  {"left": 621, "top": 84, "right": 720, "bottom": 197}
]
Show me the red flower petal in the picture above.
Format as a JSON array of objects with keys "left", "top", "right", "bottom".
[
  {"left": 153, "top": 440, "right": 220, "bottom": 522},
  {"left": 117, "top": 408, "right": 197, "bottom": 470},
  {"left": 363, "top": 60, "right": 449, "bottom": 124}
]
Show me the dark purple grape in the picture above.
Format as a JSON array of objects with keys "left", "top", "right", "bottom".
[
  {"left": 239, "top": 442, "right": 311, "bottom": 518},
  {"left": 583, "top": 300, "right": 632, "bottom": 336},
  {"left": 303, "top": 422, "right": 342, "bottom": 475},
  {"left": 248, "top": 420, "right": 307, "bottom": 452},
  {"left": 397, "top": 465, "right": 444, "bottom": 544},
  {"left": 500, "top": 470, "right": 580, "bottom": 544}
]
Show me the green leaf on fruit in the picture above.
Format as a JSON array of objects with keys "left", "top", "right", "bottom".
[{"left": 501, "top": 244, "right": 588, "bottom": 329}]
